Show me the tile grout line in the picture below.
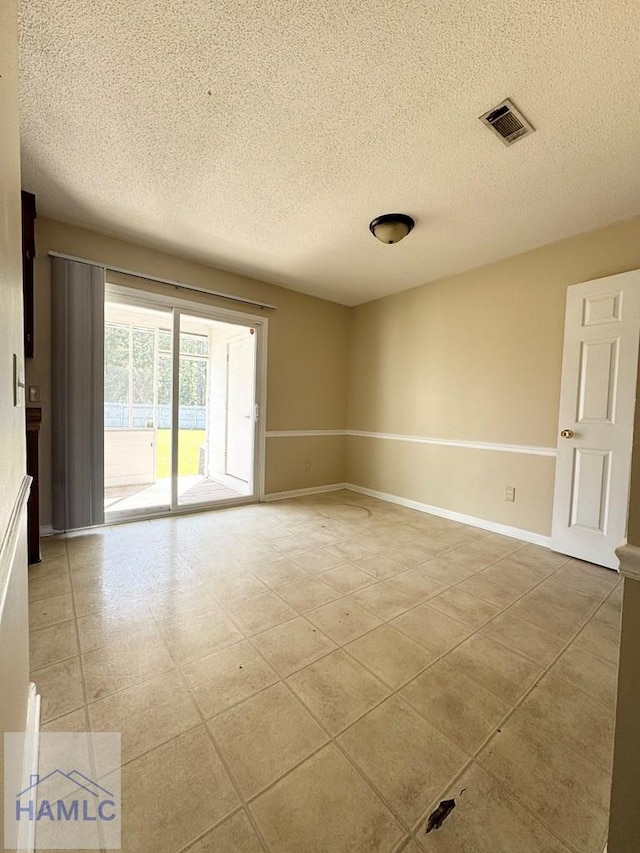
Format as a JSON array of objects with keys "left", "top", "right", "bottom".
[
  {"left": 120, "top": 560, "right": 274, "bottom": 853},
  {"left": 407, "top": 578, "right": 623, "bottom": 850},
  {"left": 34, "top": 503, "right": 619, "bottom": 852}
]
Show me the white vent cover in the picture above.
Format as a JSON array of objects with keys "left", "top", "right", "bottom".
[{"left": 479, "top": 99, "right": 535, "bottom": 146}]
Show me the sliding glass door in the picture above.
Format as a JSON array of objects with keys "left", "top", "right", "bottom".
[
  {"left": 173, "top": 311, "right": 256, "bottom": 508},
  {"left": 104, "top": 292, "right": 261, "bottom": 520}
]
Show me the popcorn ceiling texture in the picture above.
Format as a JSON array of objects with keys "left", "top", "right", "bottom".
[{"left": 18, "top": 0, "right": 640, "bottom": 305}]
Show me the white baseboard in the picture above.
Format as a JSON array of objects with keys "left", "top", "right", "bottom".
[
  {"left": 263, "top": 483, "right": 347, "bottom": 502},
  {"left": 17, "top": 682, "right": 40, "bottom": 853},
  {"left": 344, "top": 483, "right": 551, "bottom": 547},
  {"left": 39, "top": 525, "right": 55, "bottom": 538}
]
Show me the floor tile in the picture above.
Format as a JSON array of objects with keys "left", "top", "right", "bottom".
[
  {"left": 181, "top": 640, "right": 279, "bottom": 718},
  {"left": 534, "top": 579, "right": 602, "bottom": 619},
  {"left": 209, "top": 682, "right": 327, "bottom": 797},
  {"left": 354, "top": 553, "right": 407, "bottom": 580},
  {"left": 391, "top": 603, "right": 473, "bottom": 654},
  {"left": 224, "top": 591, "right": 297, "bottom": 635},
  {"left": 33, "top": 657, "right": 84, "bottom": 723},
  {"left": 387, "top": 570, "right": 447, "bottom": 603},
  {"left": 551, "top": 644, "right": 618, "bottom": 710},
  {"left": 553, "top": 560, "right": 620, "bottom": 598},
  {"left": 28, "top": 571, "right": 71, "bottom": 601},
  {"left": 420, "top": 550, "right": 491, "bottom": 584},
  {"left": 30, "top": 554, "right": 70, "bottom": 577},
  {"left": 76, "top": 604, "right": 160, "bottom": 652},
  {"left": 184, "top": 810, "right": 264, "bottom": 852},
  {"left": 40, "top": 707, "right": 88, "bottom": 734},
  {"left": 250, "top": 616, "right": 336, "bottom": 676},
  {"left": 518, "top": 670, "right": 615, "bottom": 772},
  {"left": 145, "top": 584, "right": 220, "bottom": 623},
  {"left": 40, "top": 536, "right": 68, "bottom": 558},
  {"left": 82, "top": 634, "right": 175, "bottom": 701},
  {"left": 351, "top": 581, "right": 415, "bottom": 620},
  {"left": 444, "top": 634, "right": 543, "bottom": 703},
  {"left": 401, "top": 659, "right": 510, "bottom": 754},
  {"left": 597, "top": 593, "right": 623, "bottom": 627},
  {"left": 160, "top": 609, "right": 243, "bottom": 662},
  {"left": 456, "top": 561, "right": 541, "bottom": 608},
  {"left": 509, "top": 587, "right": 586, "bottom": 641},
  {"left": 250, "top": 744, "right": 403, "bottom": 853},
  {"left": 71, "top": 563, "right": 136, "bottom": 591},
  {"left": 25, "top": 500, "right": 623, "bottom": 853},
  {"left": 480, "top": 612, "right": 566, "bottom": 666},
  {"left": 508, "top": 544, "right": 568, "bottom": 572},
  {"left": 318, "top": 564, "right": 376, "bottom": 594},
  {"left": 428, "top": 588, "right": 500, "bottom": 629},
  {"left": 387, "top": 541, "right": 450, "bottom": 568},
  {"left": 252, "top": 558, "right": 308, "bottom": 588},
  {"left": 287, "top": 649, "right": 390, "bottom": 735},
  {"left": 462, "top": 535, "right": 523, "bottom": 561},
  {"left": 326, "top": 539, "right": 377, "bottom": 562},
  {"left": 477, "top": 710, "right": 610, "bottom": 851},
  {"left": 73, "top": 586, "right": 143, "bottom": 618},
  {"left": 338, "top": 696, "right": 467, "bottom": 824},
  {"left": 506, "top": 591, "right": 586, "bottom": 641},
  {"left": 345, "top": 624, "right": 436, "bottom": 689},
  {"left": 107, "top": 726, "right": 239, "bottom": 853},
  {"left": 205, "top": 573, "right": 269, "bottom": 602},
  {"left": 88, "top": 671, "right": 201, "bottom": 767},
  {"left": 432, "top": 528, "right": 484, "bottom": 548},
  {"left": 276, "top": 576, "right": 339, "bottom": 612},
  {"left": 306, "top": 596, "right": 383, "bottom": 644},
  {"left": 416, "top": 761, "right": 571, "bottom": 851},
  {"left": 30, "top": 620, "right": 79, "bottom": 670},
  {"left": 574, "top": 615, "right": 621, "bottom": 664},
  {"left": 28, "top": 593, "right": 75, "bottom": 631},
  {"left": 293, "top": 549, "right": 345, "bottom": 573}
]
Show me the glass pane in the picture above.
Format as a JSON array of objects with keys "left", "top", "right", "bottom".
[
  {"left": 104, "top": 300, "right": 172, "bottom": 517},
  {"left": 177, "top": 314, "right": 256, "bottom": 506}
]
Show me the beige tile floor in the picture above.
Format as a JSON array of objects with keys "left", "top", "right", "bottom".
[{"left": 29, "top": 490, "right": 621, "bottom": 853}]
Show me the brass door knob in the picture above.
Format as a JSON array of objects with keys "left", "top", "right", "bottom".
[{"left": 560, "top": 429, "right": 574, "bottom": 439}]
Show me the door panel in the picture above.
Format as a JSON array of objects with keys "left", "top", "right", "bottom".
[
  {"left": 551, "top": 271, "right": 640, "bottom": 569},
  {"left": 226, "top": 335, "right": 255, "bottom": 483}
]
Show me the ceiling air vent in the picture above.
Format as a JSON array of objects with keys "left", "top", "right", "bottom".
[{"left": 479, "top": 98, "right": 535, "bottom": 146}]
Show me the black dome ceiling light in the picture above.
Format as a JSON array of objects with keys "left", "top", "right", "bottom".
[{"left": 369, "top": 213, "right": 415, "bottom": 244}]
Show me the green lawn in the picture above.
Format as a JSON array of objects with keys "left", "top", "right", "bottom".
[{"left": 156, "top": 429, "right": 206, "bottom": 479}]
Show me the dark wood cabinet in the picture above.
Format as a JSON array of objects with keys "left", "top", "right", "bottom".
[{"left": 21, "top": 190, "right": 36, "bottom": 358}]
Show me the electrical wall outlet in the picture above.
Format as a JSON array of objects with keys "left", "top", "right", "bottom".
[
  {"left": 28, "top": 385, "right": 41, "bottom": 403},
  {"left": 505, "top": 486, "right": 516, "bottom": 503},
  {"left": 305, "top": 460, "right": 311, "bottom": 472}
]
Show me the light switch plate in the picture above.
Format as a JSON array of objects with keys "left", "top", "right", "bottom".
[{"left": 13, "top": 354, "right": 25, "bottom": 407}]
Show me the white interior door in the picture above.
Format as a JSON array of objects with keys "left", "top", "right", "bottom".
[
  {"left": 226, "top": 335, "right": 255, "bottom": 482},
  {"left": 551, "top": 271, "right": 640, "bottom": 569}
]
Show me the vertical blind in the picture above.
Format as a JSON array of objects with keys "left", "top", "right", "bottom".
[{"left": 51, "top": 257, "right": 105, "bottom": 530}]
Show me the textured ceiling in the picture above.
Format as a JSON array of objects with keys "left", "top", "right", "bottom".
[{"left": 18, "top": 1, "right": 640, "bottom": 305}]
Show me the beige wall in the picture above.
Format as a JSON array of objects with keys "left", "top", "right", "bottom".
[
  {"left": 0, "top": 0, "right": 32, "bottom": 844},
  {"left": 27, "top": 217, "right": 350, "bottom": 526},
  {"left": 0, "top": 0, "right": 26, "bottom": 533},
  {"left": 608, "top": 370, "right": 640, "bottom": 851},
  {"left": 348, "top": 216, "right": 640, "bottom": 536},
  {"left": 266, "top": 435, "right": 346, "bottom": 496},
  {"left": 608, "top": 576, "right": 640, "bottom": 853}
]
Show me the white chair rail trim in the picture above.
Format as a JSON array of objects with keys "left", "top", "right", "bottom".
[{"left": 265, "top": 429, "right": 557, "bottom": 457}]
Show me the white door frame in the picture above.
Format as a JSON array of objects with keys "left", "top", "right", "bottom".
[
  {"left": 105, "top": 284, "right": 268, "bottom": 520},
  {"left": 551, "top": 270, "right": 640, "bottom": 568}
]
